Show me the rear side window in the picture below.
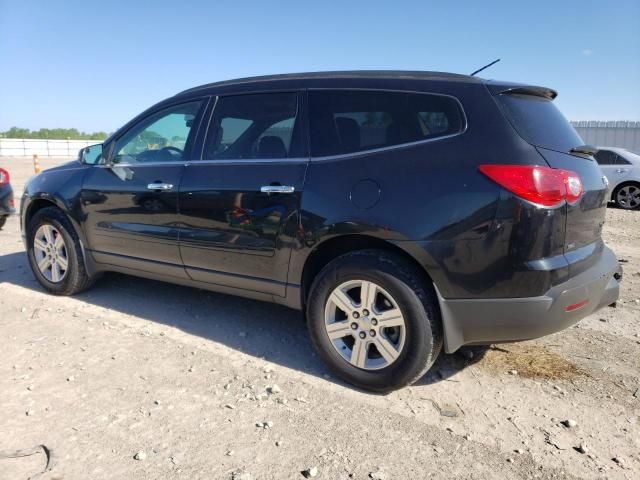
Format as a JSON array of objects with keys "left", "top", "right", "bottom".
[
  {"left": 204, "top": 92, "right": 304, "bottom": 160},
  {"left": 594, "top": 150, "right": 618, "bottom": 165},
  {"left": 309, "top": 90, "right": 465, "bottom": 157},
  {"left": 496, "top": 93, "right": 584, "bottom": 153}
]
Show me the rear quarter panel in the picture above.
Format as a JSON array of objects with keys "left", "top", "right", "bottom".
[
  {"left": 288, "top": 82, "right": 553, "bottom": 299},
  {"left": 289, "top": 84, "right": 567, "bottom": 298}
]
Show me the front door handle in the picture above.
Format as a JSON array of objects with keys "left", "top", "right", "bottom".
[
  {"left": 260, "top": 185, "right": 295, "bottom": 194},
  {"left": 147, "top": 182, "right": 174, "bottom": 191}
]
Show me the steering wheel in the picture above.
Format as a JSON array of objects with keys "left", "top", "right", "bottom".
[{"left": 160, "top": 146, "right": 184, "bottom": 157}]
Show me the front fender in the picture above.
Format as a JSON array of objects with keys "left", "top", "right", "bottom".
[{"left": 21, "top": 165, "right": 90, "bottom": 251}]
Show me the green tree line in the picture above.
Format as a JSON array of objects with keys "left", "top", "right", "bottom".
[{"left": 0, "top": 127, "right": 109, "bottom": 140}]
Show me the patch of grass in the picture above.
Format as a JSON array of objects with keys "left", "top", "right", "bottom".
[{"left": 477, "top": 344, "right": 584, "bottom": 380}]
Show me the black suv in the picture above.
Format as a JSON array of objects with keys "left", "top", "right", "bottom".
[{"left": 21, "top": 71, "right": 622, "bottom": 391}]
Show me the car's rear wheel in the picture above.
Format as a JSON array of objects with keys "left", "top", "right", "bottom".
[
  {"left": 306, "top": 250, "right": 442, "bottom": 392},
  {"left": 613, "top": 183, "right": 640, "bottom": 210},
  {"left": 27, "top": 206, "right": 95, "bottom": 295}
]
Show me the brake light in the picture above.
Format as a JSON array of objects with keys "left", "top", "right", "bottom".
[
  {"left": 478, "top": 164, "right": 582, "bottom": 207},
  {"left": 0, "top": 168, "right": 9, "bottom": 186}
]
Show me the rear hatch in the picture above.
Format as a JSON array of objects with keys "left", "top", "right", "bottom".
[{"left": 488, "top": 83, "right": 609, "bottom": 274}]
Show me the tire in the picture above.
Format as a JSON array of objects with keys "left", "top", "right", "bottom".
[
  {"left": 26, "top": 206, "right": 95, "bottom": 295},
  {"left": 0, "top": 216, "right": 6, "bottom": 230},
  {"left": 306, "top": 249, "right": 442, "bottom": 392},
  {"left": 612, "top": 182, "right": 640, "bottom": 210}
]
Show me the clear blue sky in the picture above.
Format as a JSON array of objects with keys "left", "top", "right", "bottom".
[{"left": 1, "top": 0, "right": 639, "bottom": 132}]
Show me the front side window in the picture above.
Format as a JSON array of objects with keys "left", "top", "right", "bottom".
[
  {"left": 309, "top": 90, "right": 465, "bottom": 157},
  {"left": 204, "top": 93, "right": 302, "bottom": 160},
  {"left": 112, "top": 101, "right": 203, "bottom": 164}
]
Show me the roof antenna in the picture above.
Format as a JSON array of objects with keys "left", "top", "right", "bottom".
[{"left": 470, "top": 58, "right": 500, "bottom": 76}]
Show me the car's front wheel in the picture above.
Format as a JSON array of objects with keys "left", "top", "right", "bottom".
[
  {"left": 306, "top": 250, "right": 442, "bottom": 392},
  {"left": 27, "top": 206, "right": 95, "bottom": 295}
]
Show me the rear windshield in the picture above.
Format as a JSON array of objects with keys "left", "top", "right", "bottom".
[{"left": 496, "top": 93, "right": 584, "bottom": 153}]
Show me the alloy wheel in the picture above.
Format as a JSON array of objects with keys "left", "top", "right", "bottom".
[
  {"left": 617, "top": 185, "right": 640, "bottom": 209},
  {"left": 324, "top": 280, "right": 406, "bottom": 370},
  {"left": 33, "top": 224, "right": 69, "bottom": 282}
]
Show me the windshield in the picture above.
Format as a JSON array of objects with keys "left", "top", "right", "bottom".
[{"left": 496, "top": 93, "right": 585, "bottom": 153}]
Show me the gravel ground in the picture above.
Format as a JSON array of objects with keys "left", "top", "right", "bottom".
[{"left": 0, "top": 157, "right": 638, "bottom": 480}]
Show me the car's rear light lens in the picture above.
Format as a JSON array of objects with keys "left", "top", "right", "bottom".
[
  {"left": 564, "top": 174, "right": 583, "bottom": 204},
  {"left": 478, "top": 164, "right": 582, "bottom": 207},
  {"left": 0, "top": 168, "right": 9, "bottom": 186}
]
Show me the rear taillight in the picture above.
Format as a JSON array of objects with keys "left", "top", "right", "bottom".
[
  {"left": 0, "top": 168, "right": 9, "bottom": 186},
  {"left": 478, "top": 164, "right": 582, "bottom": 207}
]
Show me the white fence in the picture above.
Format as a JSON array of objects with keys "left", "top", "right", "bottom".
[
  {"left": 3, "top": 121, "right": 639, "bottom": 158},
  {"left": 0, "top": 138, "right": 102, "bottom": 158},
  {"left": 571, "top": 121, "right": 640, "bottom": 154}
]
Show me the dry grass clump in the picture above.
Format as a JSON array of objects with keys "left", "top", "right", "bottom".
[{"left": 477, "top": 344, "right": 584, "bottom": 380}]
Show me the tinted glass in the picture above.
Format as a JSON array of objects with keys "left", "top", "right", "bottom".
[
  {"left": 594, "top": 150, "right": 617, "bottom": 165},
  {"left": 309, "top": 90, "right": 464, "bottom": 157},
  {"left": 496, "top": 94, "right": 584, "bottom": 153},
  {"left": 616, "top": 154, "right": 631, "bottom": 165},
  {"left": 204, "top": 93, "right": 302, "bottom": 159},
  {"left": 112, "top": 101, "right": 203, "bottom": 164}
]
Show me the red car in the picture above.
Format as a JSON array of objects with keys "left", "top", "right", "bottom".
[{"left": 0, "top": 167, "right": 15, "bottom": 229}]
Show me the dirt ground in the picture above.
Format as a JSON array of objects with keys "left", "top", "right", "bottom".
[{"left": 1, "top": 157, "right": 638, "bottom": 480}]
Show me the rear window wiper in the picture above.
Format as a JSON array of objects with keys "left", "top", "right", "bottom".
[{"left": 570, "top": 145, "right": 598, "bottom": 156}]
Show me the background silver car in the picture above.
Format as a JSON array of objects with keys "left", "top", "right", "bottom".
[{"left": 595, "top": 147, "right": 640, "bottom": 210}]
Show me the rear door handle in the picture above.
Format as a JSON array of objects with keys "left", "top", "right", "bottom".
[
  {"left": 616, "top": 168, "right": 628, "bottom": 174},
  {"left": 147, "top": 182, "right": 174, "bottom": 191},
  {"left": 260, "top": 185, "right": 295, "bottom": 194}
]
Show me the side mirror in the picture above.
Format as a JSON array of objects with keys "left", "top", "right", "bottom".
[{"left": 79, "top": 144, "right": 104, "bottom": 165}]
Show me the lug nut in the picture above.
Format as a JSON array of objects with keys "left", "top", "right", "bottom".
[
  {"left": 369, "top": 330, "right": 376, "bottom": 337},
  {"left": 362, "top": 309, "right": 369, "bottom": 316},
  {"left": 350, "top": 322, "right": 358, "bottom": 330},
  {"left": 359, "top": 331, "right": 366, "bottom": 339},
  {"left": 371, "top": 318, "right": 378, "bottom": 326},
  {"left": 352, "top": 312, "right": 360, "bottom": 319}
]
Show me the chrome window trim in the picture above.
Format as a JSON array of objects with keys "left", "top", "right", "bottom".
[
  {"left": 187, "top": 157, "right": 309, "bottom": 166},
  {"left": 310, "top": 131, "right": 465, "bottom": 163},
  {"left": 96, "top": 161, "right": 187, "bottom": 168},
  {"left": 96, "top": 158, "right": 309, "bottom": 168},
  {"left": 307, "top": 87, "right": 468, "bottom": 162}
]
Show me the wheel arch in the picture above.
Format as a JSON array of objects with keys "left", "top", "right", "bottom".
[
  {"left": 24, "top": 197, "right": 62, "bottom": 228},
  {"left": 23, "top": 195, "right": 97, "bottom": 276},
  {"left": 298, "top": 234, "right": 436, "bottom": 308},
  {"left": 611, "top": 180, "right": 640, "bottom": 201}
]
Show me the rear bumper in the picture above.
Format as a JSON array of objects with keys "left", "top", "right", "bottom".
[{"left": 438, "top": 246, "right": 622, "bottom": 353}]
